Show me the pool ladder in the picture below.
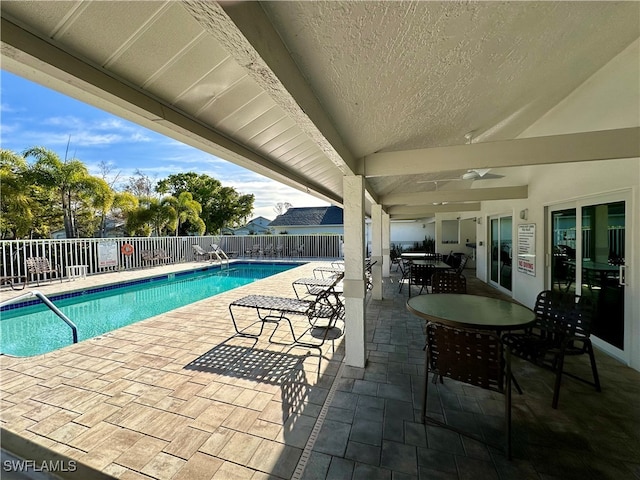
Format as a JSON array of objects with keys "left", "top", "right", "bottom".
[
  {"left": 1, "top": 291, "right": 78, "bottom": 344},
  {"left": 211, "top": 244, "right": 230, "bottom": 268}
]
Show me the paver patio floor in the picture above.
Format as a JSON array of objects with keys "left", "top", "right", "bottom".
[{"left": 1, "top": 260, "right": 639, "bottom": 479}]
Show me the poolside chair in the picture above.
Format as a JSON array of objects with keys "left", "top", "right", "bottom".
[
  {"left": 26, "top": 257, "right": 62, "bottom": 286},
  {"left": 262, "top": 244, "right": 275, "bottom": 257},
  {"left": 141, "top": 250, "right": 159, "bottom": 266},
  {"left": 229, "top": 272, "right": 345, "bottom": 347},
  {"left": 154, "top": 249, "right": 171, "bottom": 264},
  {"left": 192, "top": 244, "right": 216, "bottom": 261}
]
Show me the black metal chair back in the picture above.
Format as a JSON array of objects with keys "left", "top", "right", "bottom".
[
  {"left": 423, "top": 322, "right": 512, "bottom": 458},
  {"left": 408, "top": 262, "right": 434, "bottom": 296},
  {"left": 431, "top": 271, "right": 467, "bottom": 294}
]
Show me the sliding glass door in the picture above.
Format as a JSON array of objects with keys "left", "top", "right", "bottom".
[
  {"left": 489, "top": 215, "right": 512, "bottom": 292},
  {"left": 549, "top": 193, "right": 630, "bottom": 360}
]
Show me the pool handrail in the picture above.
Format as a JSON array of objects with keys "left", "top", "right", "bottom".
[
  {"left": 211, "top": 244, "right": 230, "bottom": 267},
  {"left": 1, "top": 291, "right": 78, "bottom": 344}
]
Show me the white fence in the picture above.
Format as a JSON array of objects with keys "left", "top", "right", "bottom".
[{"left": 1, "top": 234, "right": 344, "bottom": 282}]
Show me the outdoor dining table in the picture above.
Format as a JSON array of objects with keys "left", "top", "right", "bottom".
[
  {"left": 401, "top": 252, "right": 442, "bottom": 260},
  {"left": 407, "top": 293, "right": 536, "bottom": 398},
  {"left": 406, "top": 293, "right": 535, "bottom": 331},
  {"left": 409, "top": 260, "right": 453, "bottom": 270}
]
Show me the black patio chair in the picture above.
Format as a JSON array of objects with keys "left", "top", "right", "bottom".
[
  {"left": 430, "top": 270, "right": 467, "bottom": 294},
  {"left": 422, "top": 322, "right": 513, "bottom": 459},
  {"left": 502, "top": 290, "right": 601, "bottom": 409},
  {"left": 408, "top": 262, "right": 434, "bottom": 297}
]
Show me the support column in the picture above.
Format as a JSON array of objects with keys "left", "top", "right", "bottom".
[
  {"left": 343, "top": 175, "right": 366, "bottom": 368},
  {"left": 371, "top": 204, "right": 383, "bottom": 300},
  {"left": 382, "top": 212, "right": 391, "bottom": 278}
]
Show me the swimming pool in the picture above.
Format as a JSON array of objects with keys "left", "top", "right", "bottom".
[{"left": 1, "top": 262, "right": 301, "bottom": 357}]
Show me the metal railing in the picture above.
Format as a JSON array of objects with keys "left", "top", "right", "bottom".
[
  {"left": 0, "top": 291, "right": 78, "bottom": 343},
  {"left": 1, "top": 234, "right": 344, "bottom": 283}
]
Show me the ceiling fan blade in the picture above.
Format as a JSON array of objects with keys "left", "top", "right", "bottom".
[
  {"left": 474, "top": 173, "right": 505, "bottom": 180},
  {"left": 473, "top": 168, "right": 492, "bottom": 177}
]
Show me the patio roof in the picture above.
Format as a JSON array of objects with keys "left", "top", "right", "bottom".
[{"left": 1, "top": 1, "right": 638, "bottom": 217}]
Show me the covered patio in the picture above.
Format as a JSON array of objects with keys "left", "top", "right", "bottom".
[{"left": 1, "top": 263, "right": 639, "bottom": 479}]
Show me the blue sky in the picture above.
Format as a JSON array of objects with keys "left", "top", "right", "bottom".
[{"left": 0, "top": 70, "right": 327, "bottom": 220}]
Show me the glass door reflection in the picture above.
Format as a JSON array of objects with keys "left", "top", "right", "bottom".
[{"left": 581, "top": 201, "right": 625, "bottom": 350}]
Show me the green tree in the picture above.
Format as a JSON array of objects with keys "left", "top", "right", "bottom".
[
  {"left": 148, "top": 198, "right": 178, "bottom": 236},
  {"left": 124, "top": 197, "right": 177, "bottom": 237},
  {"left": 0, "top": 149, "right": 35, "bottom": 238},
  {"left": 76, "top": 176, "right": 114, "bottom": 237},
  {"left": 163, "top": 192, "right": 204, "bottom": 236},
  {"left": 156, "top": 172, "right": 254, "bottom": 233},
  {"left": 209, "top": 186, "right": 254, "bottom": 233},
  {"left": 24, "top": 146, "right": 111, "bottom": 238}
]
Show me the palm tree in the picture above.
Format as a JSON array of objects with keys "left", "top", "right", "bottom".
[
  {"left": 24, "top": 146, "right": 104, "bottom": 238},
  {"left": 163, "top": 192, "right": 203, "bottom": 236},
  {"left": 0, "top": 149, "right": 35, "bottom": 238},
  {"left": 148, "top": 199, "right": 177, "bottom": 236}
]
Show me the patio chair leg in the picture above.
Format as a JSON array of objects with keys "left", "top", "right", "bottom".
[
  {"left": 421, "top": 347, "right": 429, "bottom": 424},
  {"left": 505, "top": 347, "right": 512, "bottom": 460},
  {"left": 587, "top": 343, "right": 601, "bottom": 392},
  {"left": 552, "top": 352, "right": 566, "bottom": 409},
  {"left": 511, "top": 372, "right": 523, "bottom": 395}
]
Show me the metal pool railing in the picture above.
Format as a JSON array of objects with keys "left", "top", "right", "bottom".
[
  {"left": 1, "top": 234, "right": 344, "bottom": 282},
  {"left": 0, "top": 291, "right": 78, "bottom": 344}
]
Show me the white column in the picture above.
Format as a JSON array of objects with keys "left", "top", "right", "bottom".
[
  {"left": 371, "top": 204, "right": 383, "bottom": 300},
  {"left": 382, "top": 212, "right": 391, "bottom": 278},
  {"left": 343, "top": 175, "right": 366, "bottom": 368}
]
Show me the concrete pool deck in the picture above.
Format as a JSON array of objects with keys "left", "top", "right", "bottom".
[{"left": 1, "top": 261, "right": 639, "bottom": 479}]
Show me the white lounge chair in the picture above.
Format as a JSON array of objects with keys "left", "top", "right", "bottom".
[{"left": 192, "top": 244, "right": 216, "bottom": 261}]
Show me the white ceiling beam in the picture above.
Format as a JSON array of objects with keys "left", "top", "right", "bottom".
[
  {"left": 387, "top": 203, "right": 481, "bottom": 215},
  {"left": 382, "top": 186, "right": 528, "bottom": 206},
  {"left": 361, "top": 128, "right": 640, "bottom": 177}
]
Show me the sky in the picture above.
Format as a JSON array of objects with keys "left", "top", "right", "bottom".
[{"left": 0, "top": 70, "right": 328, "bottom": 220}]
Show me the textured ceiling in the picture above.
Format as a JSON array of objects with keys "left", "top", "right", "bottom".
[
  {"left": 1, "top": 1, "right": 639, "bottom": 217},
  {"left": 259, "top": 1, "right": 640, "bottom": 197},
  {"left": 263, "top": 1, "right": 638, "bottom": 156}
]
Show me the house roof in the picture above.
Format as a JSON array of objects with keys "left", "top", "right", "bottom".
[
  {"left": 269, "top": 206, "right": 343, "bottom": 227},
  {"left": 248, "top": 216, "right": 271, "bottom": 225}
]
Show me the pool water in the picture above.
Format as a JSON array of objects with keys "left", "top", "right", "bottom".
[{"left": 1, "top": 262, "right": 299, "bottom": 357}]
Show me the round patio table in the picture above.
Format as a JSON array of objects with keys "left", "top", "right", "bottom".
[{"left": 406, "top": 293, "right": 535, "bottom": 331}]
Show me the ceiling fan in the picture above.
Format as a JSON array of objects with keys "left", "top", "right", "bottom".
[
  {"left": 461, "top": 168, "right": 504, "bottom": 180},
  {"left": 416, "top": 168, "right": 504, "bottom": 184},
  {"left": 417, "top": 131, "right": 505, "bottom": 183}
]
